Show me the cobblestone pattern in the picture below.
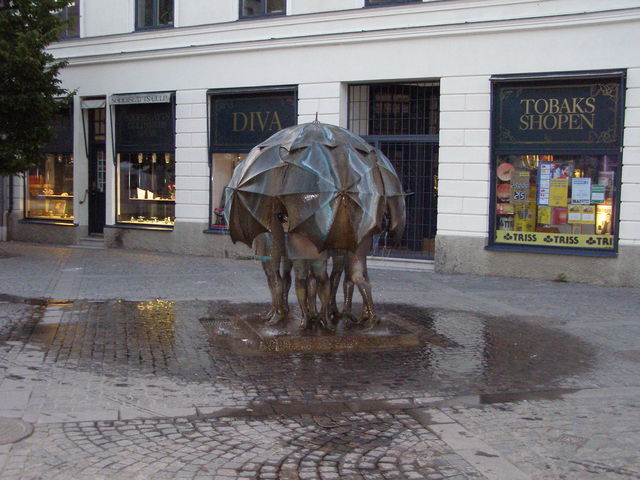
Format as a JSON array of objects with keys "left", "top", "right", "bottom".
[
  {"left": 0, "top": 302, "right": 39, "bottom": 345},
  {"left": 443, "top": 393, "right": 640, "bottom": 479},
  {"left": 1, "top": 410, "right": 482, "bottom": 480},
  {"left": 32, "top": 300, "right": 595, "bottom": 399}
]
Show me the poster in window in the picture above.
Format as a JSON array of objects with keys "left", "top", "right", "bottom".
[{"left": 571, "top": 178, "right": 592, "bottom": 205}]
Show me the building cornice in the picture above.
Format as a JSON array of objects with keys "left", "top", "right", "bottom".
[{"left": 54, "top": 6, "right": 640, "bottom": 66}]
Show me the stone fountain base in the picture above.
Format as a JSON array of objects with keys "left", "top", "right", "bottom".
[{"left": 200, "top": 303, "right": 421, "bottom": 354}]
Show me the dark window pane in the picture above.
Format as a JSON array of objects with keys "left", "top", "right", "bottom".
[
  {"left": 56, "top": 2, "right": 80, "bottom": 39},
  {"left": 137, "top": 0, "right": 173, "bottom": 29},
  {"left": 159, "top": 0, "right": 173, "bottom": 25},
  {"left": 242, "top": 0, "right": 262, "bottom": 17},
  {"left": 267, "top": 0, "right": 284, "bottom": 14}
]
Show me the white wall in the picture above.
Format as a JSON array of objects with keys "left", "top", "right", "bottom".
[
  {"left": 438, "top": 76, "right": 491, "bottom": 238},
  {"left": 176, "top": 0, "right": 238, "bottom": 28},
  {"left": 175, "top": 90, "right": 209, "bottom": 223},
  {"left": 289, "top": 0, "right": 363, "bottom": 15},
  {"left": 620, "top": 68, "right": 640, "bottom": 246},
  {"left": 83, "top": 0, "right": 133, "bottom": 37}
]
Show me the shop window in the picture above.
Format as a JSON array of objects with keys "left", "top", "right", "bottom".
[
  {"left": 490, "top": 73, "right": 625, "bottom": 254},
  {"left": 136, "top": 0, "right": 173, "bottom": 29},
  {"left": 26, "top": 154, "right": 74, "bottom": 221},
  {"left": 112, "top": 93, "right": 175, "bottom": 227},
  {"left": 365, "top": 0, "right": 422, "bottom": 6},
  {"left": 240, "top": 0, "right": 285, "bottom": 18},
  {"left": 56, "top": 1, "right": 80, "bottom": 39},
  {"left": 117, "top": 153, "right": 175, "bottom": 226},
  {"left": 208, "top": 87, "right": 297, "bottom": 231},
  {"left": 26, "top": 104, "right": 74, "bottom": 222}
]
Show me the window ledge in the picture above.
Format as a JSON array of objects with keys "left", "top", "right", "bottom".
[
  {"left": 106, "top": 223, "right": 173, "bottom": 232},
  {"left": 19, "top": 219, "right": 77, "bottom": 227},
  {"left": 485, "top": 243, "right": 617, "bottom": 258},
  {"left": 203, "top": 227, "right": 230, "bottom": 235},
  {"left": 134, "top": 24, "right": 174, "bottom": 32}
]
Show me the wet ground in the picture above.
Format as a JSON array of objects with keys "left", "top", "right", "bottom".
[
  {"left": 0, "top": 243, "right": 639, "bottom": 479},
  {"left": 16, "top": 300, "right": 597, "bottom": 402}
]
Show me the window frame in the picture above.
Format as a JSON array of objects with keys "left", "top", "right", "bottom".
[
  {"left": 111, "top": 92, "right": 176, "bottom": 229},
  {"left": 364, "top": 0, "right": 422, "bottom": 7},
  {"left": 135, "top": 0, "right": 174, "bottom": 31},
  {"left": 238, "top": 0, "right": 286, "bottom": 20},
  {"left": 487, "top": 70, "right": 626, "bottom": 257}
]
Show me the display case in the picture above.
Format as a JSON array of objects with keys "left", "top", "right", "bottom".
[
  {"left": 117, "top": 152, "right": 175, "bottom": 226},
  {"left": 26, "top": 154, "right": 74, "bottom": 221}
]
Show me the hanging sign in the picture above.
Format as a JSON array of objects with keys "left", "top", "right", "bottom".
[{"left": 494, "top": 79, "right": 622, "bottom": 148}]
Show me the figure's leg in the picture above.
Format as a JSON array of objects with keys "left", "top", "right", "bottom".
[
  {"left": 348, "top": 239, "right": 378, "bottom": 330},
  {"left": 311, "top": 256, "right": 334, "bottom": 331},
  {"left": 263, "top": 257, "right": 287, "bottom": 325},
  {"left": 328, "top": 251, "right": 345, "bottom": 319},
  {"left": 293, "top": 260, "right": 312, "bottom": 329},
  {"left": 281, "top": 257, "right": 292, "bottom": 318},
  {"left": 341, "top": 254, "right": 357, "bottom": 323},
  {"left": 264, "top": 214, "right": 287, "bottom": 326},
  {"left": 306, "top": 270, "right": 318, "bottom": 319}
]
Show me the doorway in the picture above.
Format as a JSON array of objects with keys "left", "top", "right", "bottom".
[{"left": 87, "top": 108, "right": 106, "bottom": 234}]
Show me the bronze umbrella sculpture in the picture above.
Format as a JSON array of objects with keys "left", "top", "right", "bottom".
[{"left": 224, "top": 121, "right": 406, "bottom": 330}]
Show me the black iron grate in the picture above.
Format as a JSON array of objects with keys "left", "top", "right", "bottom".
[{"left": 348, "top": 82, "right": 439, "bottom": 259}]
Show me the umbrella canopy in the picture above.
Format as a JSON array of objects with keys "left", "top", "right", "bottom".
[{"left": 224, "top": 121, "right": 406, "bottom": 251}]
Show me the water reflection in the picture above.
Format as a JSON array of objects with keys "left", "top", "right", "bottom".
[
  {"left": 27, "top": 300, "right": 595, "bottom": 398},
  {"left": 135, "top": 299, "right": 176, "bottom": 343}
]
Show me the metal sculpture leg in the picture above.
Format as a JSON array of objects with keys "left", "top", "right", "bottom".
[
  {"left": 293, "top": 260, "right": 312, "bottom": 329},
  {"left": 346, "top": 238, "right": 378, "bottom": 329},
  {"left": 328, "top": 250, "right": 345, "bottom": 321},
  {"left": 255, "top": 212, "right": 289, "bottom": 326},
  {"left": 310, "top": 256, "right": 334, "bottom": 331}
]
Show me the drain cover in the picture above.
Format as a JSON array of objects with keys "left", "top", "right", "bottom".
[{"left": 0, "top": 418, "right": 34, "bottom": 445}]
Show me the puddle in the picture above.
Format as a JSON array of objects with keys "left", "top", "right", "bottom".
[{"left": 23, "top": 300, "right": 597, "bottom": 398}]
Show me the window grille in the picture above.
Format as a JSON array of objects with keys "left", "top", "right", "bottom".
[{"left": 348, "top": 82, "right": 439, "bottom": 259}]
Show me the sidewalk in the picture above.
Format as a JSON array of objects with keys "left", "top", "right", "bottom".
[{"left": 0, "top": 241, "right": 639, "bottom": 479}]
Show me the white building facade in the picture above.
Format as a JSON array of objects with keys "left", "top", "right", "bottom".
[{"left": 6, "top": 0, "right": 640, "bottom": 286}]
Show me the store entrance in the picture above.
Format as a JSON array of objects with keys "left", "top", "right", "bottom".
[{"left": 88, "top": 108, "right": 106, "bottom": 234}]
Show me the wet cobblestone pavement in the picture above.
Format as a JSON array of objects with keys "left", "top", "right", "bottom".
[{"left": 0, "top": 243, "right": 639, "bottom": 479}]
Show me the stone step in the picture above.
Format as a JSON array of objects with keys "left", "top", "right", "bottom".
[
  {"left": 75, "top": 235, "right": 105, "bottom": 249},
  {"left": 366, "top": 256, "right": 434, "bottom": 272}
]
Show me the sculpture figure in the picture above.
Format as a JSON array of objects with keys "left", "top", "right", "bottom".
[{"left": 225, "top": 121, "right": 406, "bottom": 331}]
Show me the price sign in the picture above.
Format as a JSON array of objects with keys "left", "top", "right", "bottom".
[{"left": 510, "top": 170, "right": 530, "bottom": 204}]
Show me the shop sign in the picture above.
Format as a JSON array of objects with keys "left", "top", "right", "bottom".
[
  {"left": 494, "top": 80, "right": 621, "bottom": 148},
  {"left": 110, "top": 92, "right": 172, "bottom": 105},
  {"left": 210, "top": 91, "right": 296, "bottom": 152},
  {"left": 495, "top": 230, "right": 614, "bottom": 249},
  {"left": 115, "top": 102, "right": 174, "bottom": 152}
]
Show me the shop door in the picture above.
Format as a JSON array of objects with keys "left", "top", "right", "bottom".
[
  {"left": 88, "top": 108, "right": 106, "bottom": 234},
  {"left": 369, "top": 140, "right": 439, "bottom": 259}
]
